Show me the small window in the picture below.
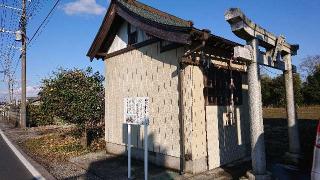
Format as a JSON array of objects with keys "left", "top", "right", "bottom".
[
  {"left": 145, "top": 33, "right": 153, "bottom": 40},
  {"left": 204, "top": 67, "right": 243, "bottom": 106},
  {"left": 128, "top": 23, "right": 138, "bottom": 45},
  {"left": 128, "top": 31, "right": 137, "bottom": 45},
  {"left": 160, "top": 40, "right": 179, "bottom": 53}
]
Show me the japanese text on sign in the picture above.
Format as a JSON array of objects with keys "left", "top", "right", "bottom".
[{"left": 124, "top": 97, "right": 149, "bottom": 125}]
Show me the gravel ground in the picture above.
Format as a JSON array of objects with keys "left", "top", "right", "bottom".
[
  {"left": 0, "top": 118, "right": 252, "bottom": 179},
  {"left": 4, "top": 118, "right": 314, "bottom": 179}
]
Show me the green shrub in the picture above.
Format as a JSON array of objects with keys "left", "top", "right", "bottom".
[
  {"left": 27, "top": 104, "right": 54, "bottom": 127},
  {"left": 39, "top": 67, "right": 104, "bottom": 129}
]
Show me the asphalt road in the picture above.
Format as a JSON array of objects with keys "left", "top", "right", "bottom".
[{"left": 0, "top": 134, "right": 34, "bottom": 180}]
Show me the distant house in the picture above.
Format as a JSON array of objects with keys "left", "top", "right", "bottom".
[
  {"left": 26, "top": 97, "right": 40, "bottom": 105},
  {"left": 88, "top": 0, "right": 250, "bottom": 174}
]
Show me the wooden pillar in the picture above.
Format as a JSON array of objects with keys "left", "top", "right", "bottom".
[{"left": 178, "top": 63, "right": 186, "bottom": 174}]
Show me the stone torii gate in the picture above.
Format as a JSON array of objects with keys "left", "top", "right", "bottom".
[{"left": 225, "top": 8, "right": 301, "bottom": 179}]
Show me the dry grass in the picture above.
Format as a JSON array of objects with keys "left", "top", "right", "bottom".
[
  {"left": 23, "top": 129, "right": 105, "bottom": 163},
  {"left": 24, "top": 133, "right": 88, "bottom": 162},
  {"left": 263, "top": 106, "right": 320, "bottom": 119}
]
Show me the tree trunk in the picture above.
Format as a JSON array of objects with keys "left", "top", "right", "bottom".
[{"left": 80, "top": 126, "right": 88, "bottom": 147}]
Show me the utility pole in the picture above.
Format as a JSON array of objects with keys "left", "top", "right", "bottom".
[
  {"left": 20, "top": 0, "right": 27, "bottom": 128},
  {"left": 8, "top": 75, "right": 12, "bottom": 104},
  {"left": 1, "top": 2, "right": 24, "bottom": 125}
]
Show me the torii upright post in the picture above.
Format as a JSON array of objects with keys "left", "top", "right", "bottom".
[
  {"left": 247, "top": 37, "right": 268, "bottom": 178},
  {"left": 284, "top": 54, "right": 301, "bottom": 160},
  {"left": 225, "top": 8, "right": 300, "bottom": 179}
]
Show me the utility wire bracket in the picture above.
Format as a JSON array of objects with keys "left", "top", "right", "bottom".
[
  {"left": 0, "top": 4, "right": 22, "bottom": 11},
  {"left": 0, "top": 28, "right": 16, "bottom": 34}
]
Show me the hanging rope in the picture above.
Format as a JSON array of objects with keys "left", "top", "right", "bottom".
[{"left": 227, "top": 58, "right": 236, "bottom": 125}]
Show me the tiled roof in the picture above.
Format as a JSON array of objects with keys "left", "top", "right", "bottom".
[
  {"left": 88, "top": 0, "right": 242, "bottom": 59},
  {"left": 116, "top": 0, "right": 192, "bottom": 28}
]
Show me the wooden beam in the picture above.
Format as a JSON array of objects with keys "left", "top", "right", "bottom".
[
  {"left": 99, "top": 38, "right": 160, "bottom": 59},
  {"left": 180, "top": 57, "right": 201, "bottom": 66},
  {"left": 87, "top": 3, "right": 117, "bottom": 59},
  {"left": 181, "top": 56, "right": 246, "bottom": 72},
  {"left": 117, "top": 6, "right": 191, "bottom": 45}
]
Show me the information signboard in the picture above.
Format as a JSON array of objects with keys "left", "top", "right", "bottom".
[{"left": 124, "top": 97, "right": 149, "bottom": 125}]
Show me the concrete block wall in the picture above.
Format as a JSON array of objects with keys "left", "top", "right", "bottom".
[
  {"left": 182, "top": 65, "right": 208, "bottom": 173},
  {"left": 105, "top": 42, "right": 184, "bottom": 161},
  {"left": 104, "top": 41, "right": 251, "bottom": 173}
]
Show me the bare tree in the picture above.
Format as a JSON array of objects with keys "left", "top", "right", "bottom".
[{"left": 300, "top": 55, "right": 320, "bottom": 78}]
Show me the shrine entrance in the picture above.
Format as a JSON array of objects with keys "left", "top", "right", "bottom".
[{"left": 225, "top": 8, "right": 301, "bottom": 179}]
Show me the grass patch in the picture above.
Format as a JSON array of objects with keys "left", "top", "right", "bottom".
[
  {"left": 24, "top": 133, "right": 89, "bottom": 162},
  {"left": 23, "top": 127, "right": 106, "bottom": 164},
  {"left": 264, "top": 118, "right": 318, "bottom": 170},
  {"left": 263, "top": 106, "right": 320, "bottom": 119}
]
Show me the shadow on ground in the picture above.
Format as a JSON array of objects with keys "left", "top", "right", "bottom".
[
  {"left": 85, "top": 155, "right": 178, "bottom": 180},
  {"left": 62, "top": 118, "right": 318, "bottom": 179},
  {"left": 65, "top": 131, "right": 180, "bottom": 180},
  {"left": 264, "top": 118, "right": 318, "bottom": 170},
  {"left": 264, "top": 118, "right": 318, "bottom": 180}
]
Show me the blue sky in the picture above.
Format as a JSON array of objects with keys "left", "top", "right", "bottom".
[{"left": 2, "top": 0, "right": 320, "bottom": 100}]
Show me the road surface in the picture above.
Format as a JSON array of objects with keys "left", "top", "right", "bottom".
[{"left": 0, "top": 133, "right": 34, "bottom": 180}]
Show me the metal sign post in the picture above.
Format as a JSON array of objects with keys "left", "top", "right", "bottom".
[
  {"left": 128, "top": 123, "right": 132, "bottom": 179},
  {"left": 124, "top": 97, "right": 149, "bottom": 180},
  {"left": 144, "top": 121, "right": 148, "bottom": 180}
]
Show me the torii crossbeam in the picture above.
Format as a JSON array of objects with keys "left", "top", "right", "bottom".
[
  {"left": 225, "top": 8, "right": 299, "bottom": 72},
  {"left": 225, "top": 8, "right": 301, "bottom": 180}
]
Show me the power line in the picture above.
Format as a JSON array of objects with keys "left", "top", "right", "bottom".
[
  {"left": 0, "top": 0, "right": 20, "bottom": 72},
  {"left": 12, "top": 52, "right": 20, "bottom": 75},
  {"left": 0, "top": 0, "right": 60, "bottom": 109},
  {"left": 260, "top": 65, "right": 282, "bottom": 76},
  {"left": 10, "top": 0, "right": 50, "bottom": 76},
  {"left": 27, "top": 0, "right": 49, "bottom": 22},
  {"left": 0, "top": 0, "right": 20, "bottom": 69},
  {"left": 0, "top": 0, "right": 22, "bottom": 106},
  {"left": 28, "top": 0, "right": 60, "bottom": 46}
]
